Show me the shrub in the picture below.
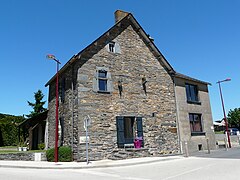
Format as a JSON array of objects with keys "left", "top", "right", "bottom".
[
  {"left": 46, "top": 147, "right": 54, "bottom": 162},
  {"left": 46, "top": 146, "right": 72, "bottom": 162},
  {"left": 38, "top": 143, "right": 45, "bottom": 150}
]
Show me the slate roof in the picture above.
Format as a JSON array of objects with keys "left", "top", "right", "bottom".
[{"left": 18, "top": 110, "right": 48, "bottom": 128}]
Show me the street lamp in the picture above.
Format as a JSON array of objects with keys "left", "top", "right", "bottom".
[
  {"left": 46, "top": 54, "right": 61, "bottom": 162},
  {"left": 216, "top": 78, "right": 231, "bottom": 148}
]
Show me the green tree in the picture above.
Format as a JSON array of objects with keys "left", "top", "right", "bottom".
[
  {"left": 27, "top": 90, "right": 47, "bottom": 118},
  {"left": 227, "top": 108, "right": 240, "bottom": 128},
  {"left": 0, "top": 114, "right": 25, "bottom": 146}
]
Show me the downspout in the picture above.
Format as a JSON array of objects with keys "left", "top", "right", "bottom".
[
  {"left": 44, "top": 118, "right": 49, "bottom": 150},
  {"left": 71, "top": 64, "right": 80, "bottom": 161},
  {"left": 71, "top": 64, "right": 75, "bottom": 156},
  {"left": 173, "top": 77, "right": 183, "bottom": 154},
  {"left": 71, "top": 80, "right": 74, "bottom": 152}
]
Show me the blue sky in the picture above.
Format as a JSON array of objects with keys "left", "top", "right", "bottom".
[{"left": 0, "top": 0, "right": 240, "bottom": 121}]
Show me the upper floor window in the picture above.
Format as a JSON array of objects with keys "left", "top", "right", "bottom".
[
  {"left": 185, "top": 83, "right": 199, "bottom": 103},
  {"left": 108, "top": 42, "right": 115, "bottom": 53},
  {"left": 98, "top": 70, "right": 107, "bottom": 91},
  {"left": 93, "top": 67, "right": 113, "bottom": 93},
  {"left": 107, "top": 41, "right": 121, "bottom": 54}
]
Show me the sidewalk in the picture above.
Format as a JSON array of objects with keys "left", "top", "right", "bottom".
[{"left": 0, "top": 155, "right": 183, "bottom": 169}]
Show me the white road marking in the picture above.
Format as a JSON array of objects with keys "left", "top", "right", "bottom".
[
  {"left": 67, "top": 169, "right": 151, "bottom": 180},
  {"left": 162, "top": 163, "right": 215, "bottom": 180}
]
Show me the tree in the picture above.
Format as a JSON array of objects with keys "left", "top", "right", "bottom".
[
  {"left": 27, "top": 90, "right": 47, "bottom": 118},
  {"left": 227, "top": 108, "right": 240, "bottom": 129},
  {"left": 0, "top": 113, "right": 25, "bottom": 146}
]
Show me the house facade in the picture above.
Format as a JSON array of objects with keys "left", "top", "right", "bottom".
[
  {"left": 45, "top": 10, "right": 215, "bottom": 160},
  {"left": 174, "top": 73, "right": 216, "bottom": 153}
]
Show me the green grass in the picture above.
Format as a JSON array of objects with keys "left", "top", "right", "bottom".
[
  {"left": 0, "top": 146, "right": 46, "bottom": 154},
  {"left": 0, "top": 150, "right": 46, "bottom": 154},
  {"left": 215, "top": 131, "right": 224, "bottom": 134},
  {"left": 0, "top": 146, "right": 17, "bottom": 149},
  {"left": 0, "top": 150, "right": 19, "bottom": 154}
]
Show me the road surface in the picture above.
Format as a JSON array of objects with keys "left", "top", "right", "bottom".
[{"left": 0, "top": 148, "right": 240, "bottom": 180}]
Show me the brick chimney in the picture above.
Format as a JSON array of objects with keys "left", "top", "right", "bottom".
[{"left": 114, "top": 10, "right": 129, "bottom": 24}]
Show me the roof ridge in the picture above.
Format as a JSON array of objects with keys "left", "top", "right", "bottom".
[{"left": 45, "top": 12, "right": 175, "bottom": 86}]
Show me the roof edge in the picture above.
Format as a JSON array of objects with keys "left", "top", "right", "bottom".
[
  {"left": 174, "top": 72, "right": 211, "bottom": 85},
  {"left": 45, "top": 12, "right": 176, "bottom": 86}
]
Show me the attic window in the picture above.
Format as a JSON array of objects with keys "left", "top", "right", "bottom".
[
  {"left": 107, "top": 41, "right": 121, "bottom": 54},
  {"left": 108, "top": 42, "right": 115, "bottom": 53}
]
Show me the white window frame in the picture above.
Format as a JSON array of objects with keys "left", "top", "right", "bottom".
[
  {"left": 93, "top": 67, "right": 113, "bottom": 93},
  {"left": 106, "top": 41, "right": 121, "bottom": 54}
]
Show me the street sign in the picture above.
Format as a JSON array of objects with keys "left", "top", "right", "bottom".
[
  {"left": 84, "top": 115, "right": 91, "bottom": 130},
  {"left": 83, "top": 115, "right": 91, "bottom": 165}
]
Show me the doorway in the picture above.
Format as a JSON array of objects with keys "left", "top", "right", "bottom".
[
  {"left": 116, "top": 116, "right": 143, "bottom": 148},
  {"left": 124, "top": 117, "right": 135, "bottom": 144}
]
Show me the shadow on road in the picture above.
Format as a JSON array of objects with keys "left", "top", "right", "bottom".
[{"left": 189, "top": 147, "right": 240, "bottom": 159}]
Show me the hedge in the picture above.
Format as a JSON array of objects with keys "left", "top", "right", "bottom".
[{"left": 46, "top": 146, "right": 72, "bottom": 162}]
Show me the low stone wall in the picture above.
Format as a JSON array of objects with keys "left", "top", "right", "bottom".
[{"left": 0, "top": 152, "right": 46, "bottom": 161}]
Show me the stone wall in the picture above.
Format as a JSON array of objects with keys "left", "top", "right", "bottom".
[
  {"left": 47, "top": 21, "right": 180, "bottom": 161},
  {"left": 0, "top": 152, "right": 46, "bottom": 161}
]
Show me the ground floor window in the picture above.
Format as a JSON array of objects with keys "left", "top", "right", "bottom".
[
  {"left": 116, "top": 116, "right": 144, "bottom": 148},
  {"left": 189, "top": 113, "right": 205, "bottom": 136}
]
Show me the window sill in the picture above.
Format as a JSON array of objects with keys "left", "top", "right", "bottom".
[
  {"left": 191, "top": 132, "right": 206, "bottom": 136},
  {"left": 187, "top": 100, "right": 201, "bottom": 105},
  {"left": 97, "top": 91, "right": 111, "bottom": 94},
  {"left": 108, "top": 51, "right": 121, "bottom": 55}
]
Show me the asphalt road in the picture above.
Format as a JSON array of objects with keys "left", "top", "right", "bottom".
[
  {"left": 0, "top": 148, "right": 240, "bottom": 180},
  {"left": 215, "top": 133, "right": 240, "bottom": 142}
]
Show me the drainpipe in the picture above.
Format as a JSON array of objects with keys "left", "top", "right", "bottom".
[
  {"left": 44, "top": 119, "right": 49, "bottom": 150},
  {"left": 71, "top": 80, "right": 74, "bottom": 152},
  {"left": 173, "top": 77, "right": 183, "bottom": 154}
]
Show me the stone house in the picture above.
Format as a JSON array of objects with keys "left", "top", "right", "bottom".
[{"left": 45, "top": 10, "right": 215, "bottom": 160}]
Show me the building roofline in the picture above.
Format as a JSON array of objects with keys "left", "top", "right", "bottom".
[
  {"left": 18, "top": 110, "right": 48, "bottom": 127},
  {"left": 174, "top": 72, "right": 211, "bottom": 85},
  {"left": 45, "top": 12, "right": 176, "bottom": 87}
]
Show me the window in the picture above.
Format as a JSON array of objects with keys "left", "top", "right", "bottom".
[
  {"left": 185, "top": 83, "right": 199, "bottom": 103},
  {"left": 108, "top": 42, "right": 115, "bottom": 53},
  {"left": 93, "top": 67, "right": 113, "bottom": 93},
  {"left": 98, "top": 70, "right": 107, "bottom": 91},
  {"left": 107, "top": 41, "right": 121, "bottom": 53},
  {"left": 189, "top": 113, "right": 204, "bottom": 136},
  {"left": 116, "top": 116, "right": 144, "bottom": 148}
]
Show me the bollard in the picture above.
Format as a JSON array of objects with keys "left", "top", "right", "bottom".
[
  {"left": 184, "top": 141, "right": 189, "bottom": 157},
  {"left": 224, "top": 137, "right": 228, "bottom": 151},
  {"left": 206, "top": 138, "right": 210, "bottom": 154},
  {"left": 34, "top": 153, "right": 42, "bottom": 161}
]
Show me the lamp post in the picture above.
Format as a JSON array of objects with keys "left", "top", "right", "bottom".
[
  {"left": 46, "top": 54, "right": 61, "bottom": 162},
  {"left": 216, "top": 78, "right": 231, "bottom": 148}
]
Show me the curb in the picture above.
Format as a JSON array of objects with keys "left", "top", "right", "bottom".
[{"left": 0, "top": 156, "right": 184, "bottom": 169}]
